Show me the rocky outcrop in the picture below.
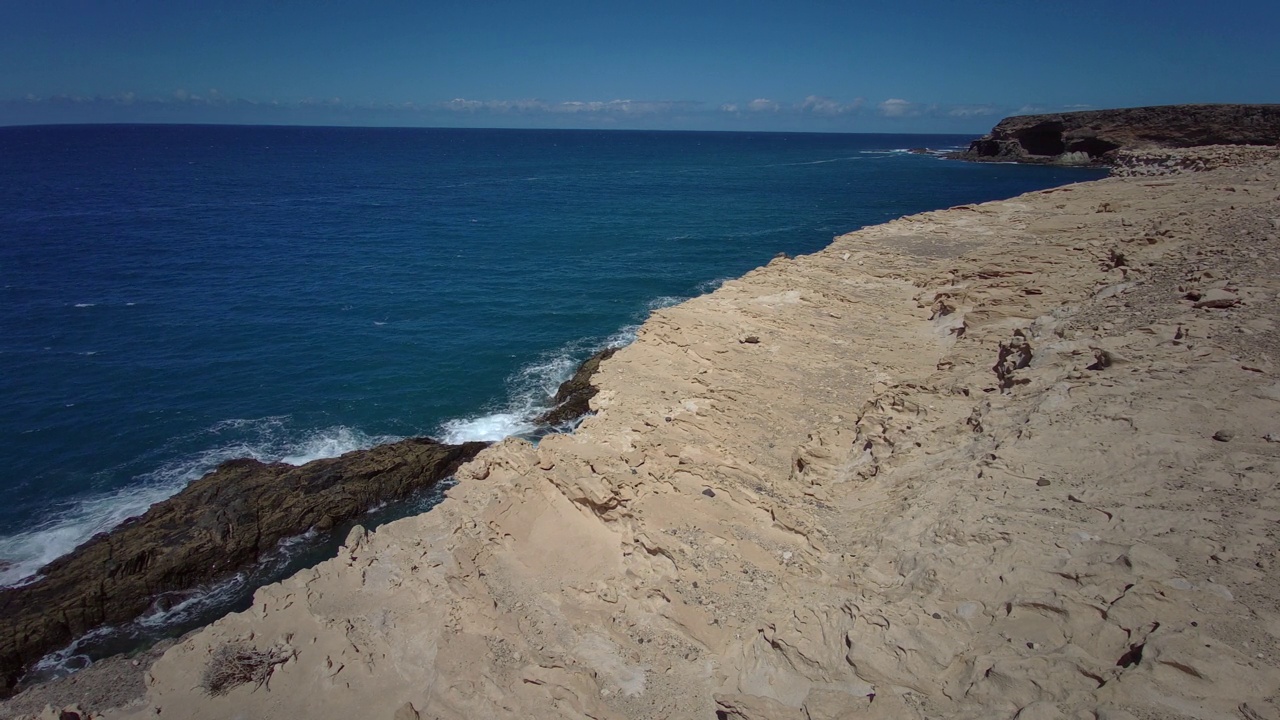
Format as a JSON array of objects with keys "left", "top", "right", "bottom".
[
  {"left": 0, "top": 437, "right": 486, "bottom": 697},
  {"left": 954, "top": 104, "right": 1280, "bottom": 165},
  {"left": 535, "top": 347, "right": 618, "bottom": 426}
]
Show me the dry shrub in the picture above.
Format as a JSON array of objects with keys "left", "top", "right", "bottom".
[{"left": 199, "top": 642, "right": 291, "bottom": 696}]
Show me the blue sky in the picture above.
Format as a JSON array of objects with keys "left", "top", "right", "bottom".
[{"left": 1, "top": 0, "right": 1276, "bottom": 132}]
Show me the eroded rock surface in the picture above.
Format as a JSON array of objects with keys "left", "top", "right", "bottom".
[
  {"left": 0, "top": 437, "right": 486, "bottom": 697},
  {"left": 954, "top": 104, "right": 1280, "bottom": 165}
]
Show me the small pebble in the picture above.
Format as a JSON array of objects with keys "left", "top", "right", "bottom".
[
  {"left": 1213, "top": 430, "right": 1233, "bottom": 442},
  {"left": 1036, "top": 478, "right": 1050, "bottom": 487},
  {"left": 702, "top": 488, "right": 715, "bottom": 498},
  {"left": 931, "top": 612, "right": 941, "bottom": 620},
  {"left": 741, "top": 336, "right": 760, "bottom": 344}
]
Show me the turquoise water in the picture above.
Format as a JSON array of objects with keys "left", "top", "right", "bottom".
[{"left": 0, "top": 125, "right": 1104, "bottom": 587}]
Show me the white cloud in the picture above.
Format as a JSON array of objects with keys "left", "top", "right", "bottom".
[
  {"left": 946, "top": 104, "right": 1000, "bottom": 118},
  {"left": 443, "top": 98, "right": 485, "bottom": 111},
  {"left": 439, "top": 98, "right": 699, "bottom": 116},
  {"left": 720, "top": 103, "right": 740, "bottom": 113},
  {"left": 878, "top": 98, "right": 918, "bottom": 117},
  {"left": 798, "top": 95, "right": 864, "bottom": 116},
  {"left": 747, "top": 98, "right": 780, "bottom": 112}
]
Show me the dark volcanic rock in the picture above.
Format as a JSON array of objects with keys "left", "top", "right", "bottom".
[
  {"left": 0, "top": 437, "right": 486, "bottom": 697},
  {"left": 953, "top": 104, "right": 1280, "bottom": 165},
  {"left": 536, "top": 347, "right": 618, "bottom": 426}
]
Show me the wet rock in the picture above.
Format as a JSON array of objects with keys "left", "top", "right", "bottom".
[
  {"left": 0, "top": 437, "right": 487, "bottom": 698},
  {"left": 535, "top": 347, "right": 619, "bottom": 426}
]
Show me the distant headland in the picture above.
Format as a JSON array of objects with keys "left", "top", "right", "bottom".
[{"left": 950, "top": 103, "right": 1280, "bottom": 165}]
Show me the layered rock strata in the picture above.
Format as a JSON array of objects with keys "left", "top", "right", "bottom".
[
  {"left": 23, "top": 148, "right": 1280, "bottom": 719},
  {"left": 0, "top": 437, "right": 487, "bottom": 697},
  {"left": 954, "top": 104, "right": 1280, "bottom": 165}
]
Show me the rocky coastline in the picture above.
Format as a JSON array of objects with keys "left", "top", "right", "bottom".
[
  {"left": 18, "top": 141, "right": 1266, "bottom": 719},
  {"left": 8, "top": 115, "right": 1280, "bottom": 719},
  {"left": 0, "top": 437, "right": 486, "bottom": 698},
  {"left": 0, "top": 345, "right": 620, "bottom": 704},
  {"left": 950, "top": 103, "right": 1280, "bottom": 166}
]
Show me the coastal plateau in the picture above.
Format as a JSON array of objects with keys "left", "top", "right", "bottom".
[
  {"left": 954, "top": 104, "right": 1280, "bottom": 165},
  {"left": 10, "top": 143, "right": 1280, "bottom": 719}
]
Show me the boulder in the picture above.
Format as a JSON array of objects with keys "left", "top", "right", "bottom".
[{"left": 0, "top": 437, "right": 486, "bottom": 697}]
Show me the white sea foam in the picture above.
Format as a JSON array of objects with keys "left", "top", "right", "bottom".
[
  {"left": 645, "top": 295, "right": 685, "bottom": 311},
  {"left": 758, "top": 156, "right": 861, "bottom": 168},
  {"left": 439, "top": 412, "right": 539, "bottom": 444},
  {"left": 437, "top": 348, "right": 585, "bottom": 443},
  {"left": 0, "top": 482, "right": 183, "bottom": 588},
  {"left": 134, "top": 571, "right": 250, "bottom": 629},
  {"left": 279, "top": 426, "right": 395, "bottom": 465},
  {"left": 438, "top": 292, "right": 716, "bottom": 444},
  {"left": 694, "top": 277, "right": 730, "bottom": 295},
  {"left": 73, "top": 303, "right": 95, "bottom": 308},
  {"left": 30, "top": 625, "right": 114, "bottom": 676},
  {"left": 0, "top": 422, "right": 396, "bottom": 587}
]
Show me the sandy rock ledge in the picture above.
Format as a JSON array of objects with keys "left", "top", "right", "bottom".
[{"left": 43, "top": 150, "right": 1280, "bottom": 719}]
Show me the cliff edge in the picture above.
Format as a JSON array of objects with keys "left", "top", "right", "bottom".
[{"left": 953, "top": 104, "right": 1280, "bottom": 165}]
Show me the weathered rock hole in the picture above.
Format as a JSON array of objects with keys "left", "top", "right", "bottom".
[
  {"left": 1067, "top": 137, "right": 1121, "bottom": 158},
  {"left": 1116, "top": 642, "right": 1145, "bottom": 668},
  {"left": 1014, "top": 123, "right": 1066, "bottom": 156}
]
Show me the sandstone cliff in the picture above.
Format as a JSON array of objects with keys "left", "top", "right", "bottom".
[{"left": 954, "top": 104, "right": 1280, "bottom": 165}]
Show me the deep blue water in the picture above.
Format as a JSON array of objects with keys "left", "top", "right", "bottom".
[{"left": 0, "top": 124, "right": 1104, "bottom": 586}]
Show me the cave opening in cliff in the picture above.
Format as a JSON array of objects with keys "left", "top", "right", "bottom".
[
  {"left": 1013, "top": 123, "right": 1067, "bottom": 156},
  {"left": 1066, "top": 137, "right": 1122, "bottom": 158}
]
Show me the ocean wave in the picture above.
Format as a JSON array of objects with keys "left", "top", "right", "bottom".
[
  {"left": 756, "top": 156, "right": 862, "bottom": 168},
  {"left": 0, "top": 421, "right": 396, "bottom": 588},
  {"left": 437, "top": 344, "right": 590, "bottom": 444},
  {"left": 438, "top": 292, "right": 707, "bottom": 444}
]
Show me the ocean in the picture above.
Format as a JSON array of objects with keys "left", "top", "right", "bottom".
[{"left": 0, "top": 124, "right": 1102, "bottom": 595}]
